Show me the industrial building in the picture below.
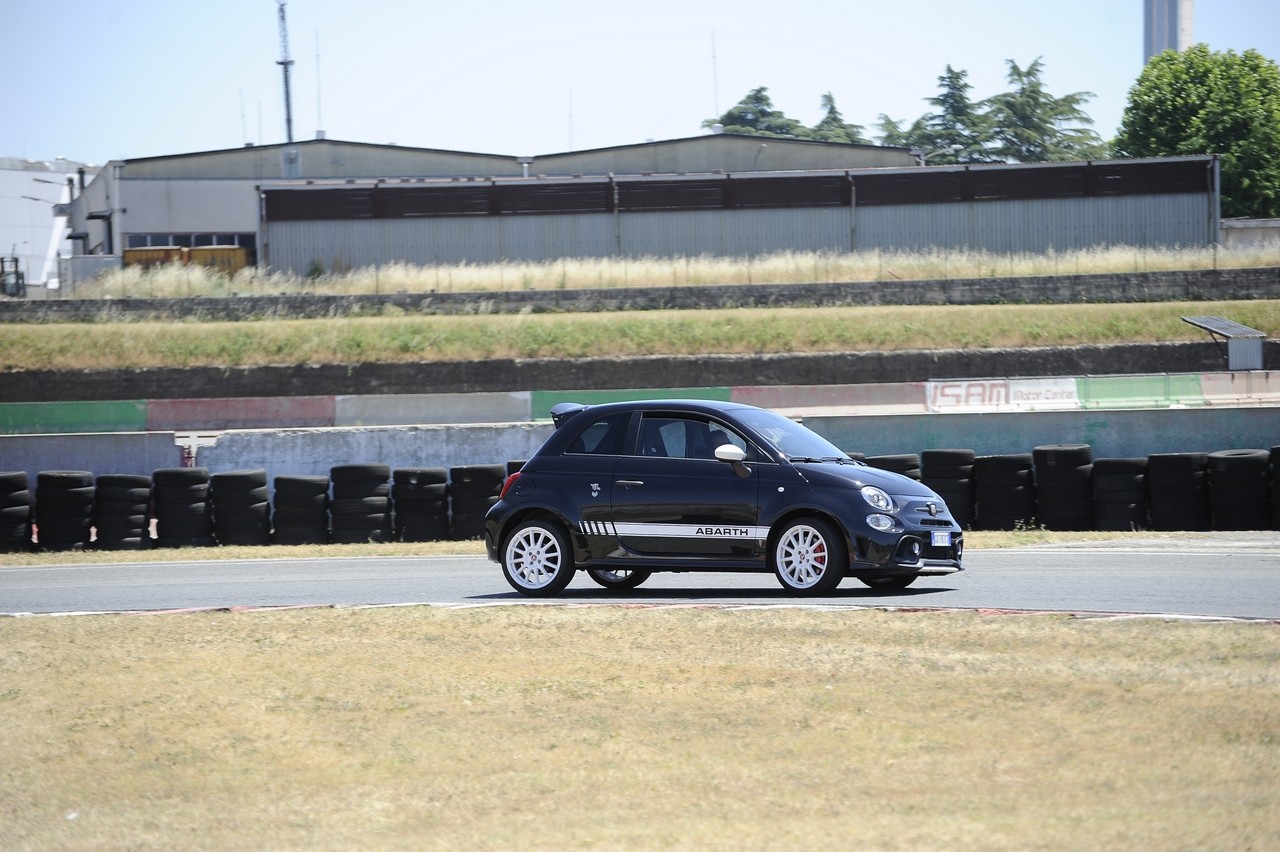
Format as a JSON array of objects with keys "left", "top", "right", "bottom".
[{"left": 52, "top": 133, "right": 1221, "bottom": 287}]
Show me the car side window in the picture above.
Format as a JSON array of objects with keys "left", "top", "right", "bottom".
[
  {"left": 637, "top": 415, "right": 751, "bottom": 460},
  {"left": 564, "top": 413, "right": 630, "bottom": 456}
]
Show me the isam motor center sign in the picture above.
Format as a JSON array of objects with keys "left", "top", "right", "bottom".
[{"left": 926, "top": 378, "right": 1079, "bottom": 412}]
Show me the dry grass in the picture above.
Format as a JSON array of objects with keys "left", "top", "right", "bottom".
[
  {"left": 2, "top": 300, "right": 1277, "bottom": 371},
  {"left": 1, "top": 604, "right": 1276, "bottom": 850},
  {"left": 73, "top": 244, "right": 1280, "bottom": 299}
]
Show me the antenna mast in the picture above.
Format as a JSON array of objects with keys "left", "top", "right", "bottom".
[{"left": 276, "top": 0, "right": 295, "bottom": 143}]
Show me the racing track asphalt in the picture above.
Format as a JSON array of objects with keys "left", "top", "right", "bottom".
[{"left": 2, "top": 533, "right": 1278, "bottom": 620}]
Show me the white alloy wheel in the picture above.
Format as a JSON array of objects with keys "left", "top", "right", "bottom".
[
  {"left": 502, "top": 520, "right": 574, "bottom": 596},
  {"left": 773, "top": 517, "right": 847, "bottom": 595}
]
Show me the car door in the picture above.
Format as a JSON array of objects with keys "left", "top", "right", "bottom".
[{"left": 609, "top": 413, "right": 763, "bottom": 560}]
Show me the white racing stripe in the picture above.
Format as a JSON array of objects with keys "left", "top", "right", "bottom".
[{"left": 608, "top": 522, "right": 770, "bottom": 539}]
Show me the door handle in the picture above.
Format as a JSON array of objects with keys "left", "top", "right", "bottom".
[{"left": 615, "top": 480, "right": 644, "bottom": 489}]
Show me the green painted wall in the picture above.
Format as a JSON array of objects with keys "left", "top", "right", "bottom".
[
  {"left": 0, "top": 401, "right": 148, "bottom": 435},
  {"left": 1077, "top": 374, "right": 1204, "bottom": 409}
]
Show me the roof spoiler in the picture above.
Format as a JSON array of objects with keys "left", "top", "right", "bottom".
[{"left": 550, "top": 402, "right": 590, "bottom": 429}]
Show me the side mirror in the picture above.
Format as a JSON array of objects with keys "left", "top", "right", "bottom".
[
  {"left": 714, "top": 444, "right": 746, "bottom": 463},
  {"left": 714, "top": 443, "right": 752, "bottom": 478}
]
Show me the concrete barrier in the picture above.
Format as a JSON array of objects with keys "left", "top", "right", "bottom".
[
  {"left": 0, "top": 411, "right": 1270, "bottom": 527},
  {"left": 194, "top": 423, "right": 555, "bottom": 480},
  {"left": 0, "top": 432, "right": 183, "bottom": 484},
  {"left": 804, "top": 407, "right": 1279, "bottom": 459}
]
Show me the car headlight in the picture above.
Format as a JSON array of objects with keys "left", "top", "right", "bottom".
[
  {"left": 866, "top": 513, "right": 895, "bottom": 532},
  {"left": 860, "top": 485, "right": 894, "bottom": 511}
]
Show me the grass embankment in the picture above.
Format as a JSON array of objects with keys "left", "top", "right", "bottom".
[
  {"left": 3, "top": 300, "right": 1278, "bottom": 371},
  {"left": 2, "top": 604, "right": 1276, "bottom": 849}
]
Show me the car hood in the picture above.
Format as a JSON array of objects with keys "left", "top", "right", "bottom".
[{"left": 792, "top": 460, "right": 940, "bottom": 498}]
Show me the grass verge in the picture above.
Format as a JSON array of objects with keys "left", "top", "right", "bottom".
[
  {"left": 1, "top": 604, "right": 1276, "bottom": 849},
  {"left": 2, "top": 300, "right": 1277, "bottom": 371}
]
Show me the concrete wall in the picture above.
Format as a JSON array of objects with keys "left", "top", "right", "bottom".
[
  {"left": 5, "top": 342, "right": 1268, "bottom": 405},
  {"left": 3, "top": 408, "right": 1272, "bottom": 486},
  {"left": 805, "top": 408, "right": 1279, "bottom": 459},
  {"left": 194, "top": 423, "right": 554, "bottom": 479},
  {"left": 1, "top": 432, "right": 184, "bottom": 485}
]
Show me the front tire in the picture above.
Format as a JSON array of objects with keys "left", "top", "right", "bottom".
[
  {"left": 859, "top": 575, "right": 917, "bottom": 590},
  {"left": 586, "top": 568, "right": 652, "bottom": 590},
  {"left": 501, "top": 519, "right": 575, "bottom": 597},
  {"left": 772, "top": 517, "right": 847, "bottom": 596}
]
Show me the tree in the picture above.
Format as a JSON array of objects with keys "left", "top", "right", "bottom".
[
  {"left": 985, "top": 58, "right": 1107, "bottom": 163},
  {"left": 873, "top": 113, "right": 931, "bottom": 151},
  {"left": 702, "top": 87, "right": 811, "bottom": 139},
  {"left": 1115, "top": 44, "right": 1280, "bottom": 219},
  {"left": 921, "top": 66, "right": 997, "bottom": 163},
  {"left": 811, "top": 92, "right": 869, "bottom": 144}
]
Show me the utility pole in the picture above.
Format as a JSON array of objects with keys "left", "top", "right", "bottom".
[{"left": 277, "top": 0, "right": 295, "bottom": 143}]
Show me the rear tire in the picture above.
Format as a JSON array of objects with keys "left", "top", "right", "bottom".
[
  {"left": 772, "top": 517, "right": 846, "bottom": 596},
  {"left": 501, "top": 519, "right": 575, "bottom": 597},
  {"left": 586, "top": 568, "right": 652, "bottom": 590}
]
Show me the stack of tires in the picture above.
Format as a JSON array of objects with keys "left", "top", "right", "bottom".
[
  {"left": 1033, "top": 444, "right": 1093, "bottom": 531},
  {"left": 448, "top": 464, "right": 507, "bottom": 539},
  {"left": 1091, "top": 458, "right": 1148, "bottom": 531},
  {"left": 211, "top": 469, "right": 271, "bottom": 546},
  {"left": 921, "top": 449, "right": 976, "bottom": 528},
  {"left": 92, "top": 473, "right": 153, "bottom": 550},
  {"left": 865, "top": 454, "right": 922, "bottom": 481},
  {"left": 1147, "top": 452, "right": 1210, "bottom": 531},
  {"left": 0, "top": 471, "right": 32, "bottom": 552},
  {"left": 330, "top": 464, "right": 392, "bottom": 544},
  {"left": 973, "top": 454, "right": 1036, "bottom": 530},
  {"left": 392, "top": 468, "right": 450, "bottom": 542},
  {"left": 152, "top": 467, "right": 215, "bottom": 548},
  {"left": 34, "top": 471, "right": 95, "bottom": 551},
  {"left": 271, "top": 475, "right": 331, "bottom": 545},
  {"left": 1207, "top": 449, "right": 1271, "bottom": 530}
]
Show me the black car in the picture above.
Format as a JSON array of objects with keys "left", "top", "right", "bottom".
[{"left": 484, "top": 399, "right": 963, "bottom": 597}]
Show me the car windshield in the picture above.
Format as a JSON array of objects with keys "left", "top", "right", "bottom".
[{"left": 733, "top": 408, "right": 851, "bottom": 461}]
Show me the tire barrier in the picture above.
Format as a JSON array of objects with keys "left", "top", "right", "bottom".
[
  {"left": 1033, "top": 444, "right": 1094, "bottom": 532},
  {"left": 922, "top": 449, "right": 976, "bottom": 529},
  {"left": 34, "top": 470, "right": 95, "bottom": 551},
  {"left": 271, "top": 474, "right": 331, "bottom": 545},
  {"left": 1091, "top": 458, "right": 1149, "bottom": 531},
  {"left": 448, "top": 464, "right": 506, "bottom": 540},
  {"left": 211, "top": 469, "right": 271, "bottom": 546},
  {"left": 93, "top": 473, "right": 153, "bottom": 550},
  {"left": 392, "top": 468, "right": 450, "bottom": 543},
  {"left": 0, "top": 471, "right": 32, "bottom": 552},
  {"left": 866, "top": 454, "right": 922, "bottom": 481},
  {"left": 152, "top": 467, "right": 215, "bottom": 549},
  {"left": 1208, "top": 449, "right": 1272, "bottom": 532},
  {"left": 1148, "top": 453, "right": 1211, "bottom": 531},
  {"left": 973, "top": 454, "right": 1036, "bottom": 531},
  {"left": 4, "top": 443, "right": 1276, "bottom": 553},
  {"left": 329, "top": 464, "right": 392, "bottom": 544}
]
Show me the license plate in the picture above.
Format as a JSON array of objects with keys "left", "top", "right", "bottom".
[{"left": 931, "top": 531, "right": 951, "bottom": 547}]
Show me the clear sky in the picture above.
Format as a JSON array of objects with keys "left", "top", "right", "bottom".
[{"left": 3, "top": 0, "right": 1279, "bottom": 166}]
